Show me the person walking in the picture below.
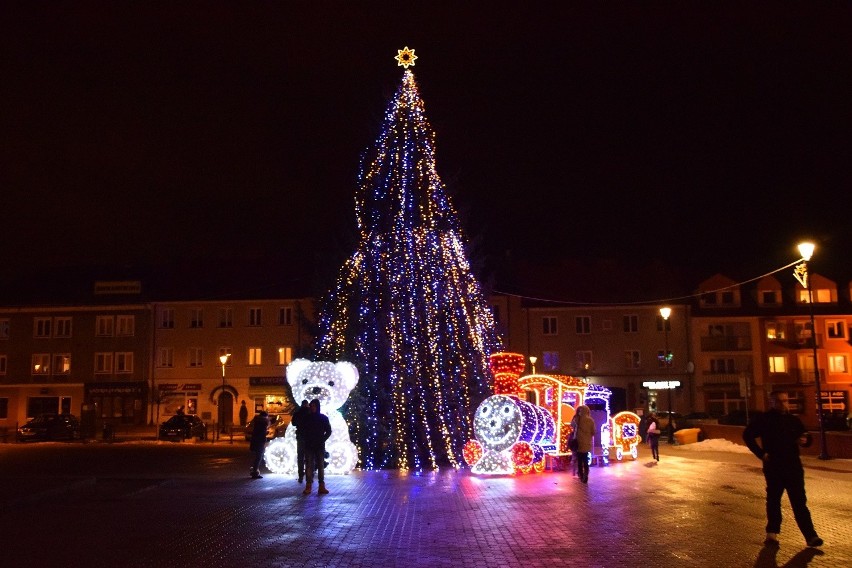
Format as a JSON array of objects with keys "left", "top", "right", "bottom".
[
  {"left": 248, "top": 410, "right": 269, "bottom": 479},
  {"left": 302, "top": 399, "right": 332, "bottom": 495},
  {"left": 743, "top": 391, "right": 823, "bottom": 548},
  {"left": 291, "top": 399, "right": 311, "bottom": 483},
  {"left": 571, "top": 405, "right": 595, "bottom": 484},
  {"left": 239, "top": 400, "right": 249, "bottom": 428},
  {"left": 646, "top": 412, "right": 661, "bottom": 461}
]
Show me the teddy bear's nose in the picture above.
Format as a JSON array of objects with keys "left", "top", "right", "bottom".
[{"left": 311, "top": 386, "right": 322, "bottom": 394}]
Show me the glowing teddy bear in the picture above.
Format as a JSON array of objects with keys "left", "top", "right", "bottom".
[{"left": 265, "top": 359, "right": 359, "bottom": 475}]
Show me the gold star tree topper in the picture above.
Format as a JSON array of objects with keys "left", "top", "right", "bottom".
[{"left": 395, "top": 47, "right": 418, "bottom": 69}]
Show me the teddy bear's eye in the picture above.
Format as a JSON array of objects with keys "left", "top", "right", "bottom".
[
  {"left": 302, "top": 379, "right": 308, "bottom": 385},
  {"left": 502, "top": 406, "right": 511, "bottom": 413},
  {"left": 328, "top": 381, "right": 335, "bottom": 387}
]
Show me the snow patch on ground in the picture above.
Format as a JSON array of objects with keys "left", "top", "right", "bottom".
[{"left": 676, "top": 438, "right": 751, "bottom": 453}]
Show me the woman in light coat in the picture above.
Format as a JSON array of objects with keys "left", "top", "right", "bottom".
[{"left": 571, "top": 405, "right": 596, "bottom": 483}]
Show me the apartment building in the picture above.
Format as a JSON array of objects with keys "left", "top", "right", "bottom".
[
  {"left": 0, "top": 286, "right": 152, "bottom": 431},
  {"left": 495, "top": 293, "right": 692, "bottom": 416},
  {"left": 689, "top": 272, "right": 852, "bottom": 429},
  {"left": 153, "top": 298, "right": 314, "bottom": 429}
]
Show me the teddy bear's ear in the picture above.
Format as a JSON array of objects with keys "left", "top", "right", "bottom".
[
  {"left": 286, "top": 359, "right": 311, "bottom": 385},
  {"left": 335, "top": 361, "right": 359, "bottom": 389}
]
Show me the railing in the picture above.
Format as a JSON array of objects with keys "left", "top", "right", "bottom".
[
  {"left": 768, "top": 334, "right": 823, "bottom": 349},
  {"left": 700, "top": 335, "right": 753, "bottom": 351},
  {"left": 796, "top": 368, "right": 826, "bottom": 383}
]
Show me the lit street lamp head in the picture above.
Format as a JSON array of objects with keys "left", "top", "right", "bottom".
[
  {"left": 798, "top": 241, "right": 815, "bottom": 262},
  {"left": 659, "top": 307, "right": 671, "bottom": 320}
]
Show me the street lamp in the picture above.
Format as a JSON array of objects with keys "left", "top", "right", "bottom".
[
  {"left": 660, "top": 307, "right": 675, "bottom": 444},
  {"left": 219, "top": 353, "right": 230, "bottom": 434},
  {"left": 793, "top": 242, "right": 831, "bottom": 460},
  {"left": 529, "top": 356, "right": 537, "bottom": 375}
]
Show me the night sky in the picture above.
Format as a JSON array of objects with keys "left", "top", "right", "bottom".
[{"left": 3, "top": 4, "right": 851, "bottom": 291}]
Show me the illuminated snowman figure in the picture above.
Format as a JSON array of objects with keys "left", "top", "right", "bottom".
[
  {"left": 265, "top": 359, "right": 359, "bottom": 475},
  {"left": 464, "top": 394, "right": 555, "bottom": 475}
]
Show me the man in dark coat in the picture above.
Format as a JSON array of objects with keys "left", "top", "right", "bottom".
[
  {"left": 743, "top": 391, "right": 823, "bottom": 548},
  {"left": 291, "top": 399, "right": 311, "bottom": 483},
  {"left": 302, "top": 399, "right": 332, "bottom": 495},
  {"left": 248, "top": 410, "right": 269, "bottom": 479}
]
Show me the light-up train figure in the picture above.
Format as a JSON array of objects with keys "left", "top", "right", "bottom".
[{"left": 464, "top": 353, "right": 641, "bottom": 474}]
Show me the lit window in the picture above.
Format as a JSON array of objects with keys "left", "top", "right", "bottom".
[
  {"left": 829, "top": 355, "right": 849, "bottom": 374},
  {"left": 766, "top": 322, "right": 786, "bottom": 340},
  {"left": 249, "top": 348, "right": 262, "bottom": 366},
  {"left": 277, "top": 346, "right": 293, "bottom": 366},
  {"left": 32, "top": 353, "right": 50, "bottom": 374},
  {"left": 826, "top": 320, "right": 847, "bottom": 340},
  {"left": 542, "top": 351, "right": 560, "bottom": 371},
  {"left": 53, "top": 354, "right": 71, "bottom": 374},
  {"left": 768, "top": 356, "right": 787, "bottom": 373}
]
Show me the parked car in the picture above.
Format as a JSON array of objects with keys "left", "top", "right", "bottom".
[
  {"left": 244, "top": 413, "right": 290, "bottom": 441},
  {"left": 159, "top": 414, "right": 208, "bottom": 441},
  {"left": 16, "top": 413, "right": 81, "bottom": 442}
]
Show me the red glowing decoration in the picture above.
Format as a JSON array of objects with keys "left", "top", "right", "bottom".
[
  {"left": 489, "top": 352, "right": 526, "bottom": 395},
  {"left": 463, "top": 439, "right": 484, "bottom": 466},
  {"left": 511, "top": 441, "right": 534, "bottom": 468}
]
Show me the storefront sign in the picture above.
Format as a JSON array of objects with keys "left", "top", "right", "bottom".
[
  {"left": 642, "top": 380, "right": 681, "bottom": 390},
  {"left": 250, "top": 376, "right": 286, "bottom": 386}
]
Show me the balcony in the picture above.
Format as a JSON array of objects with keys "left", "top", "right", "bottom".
[
  {"left": 700, "top": 335, "right": 752, "bottom": 352},
  {"left": 796, "top": 368, "right": 826, "bottom": 384},
  {"left": 768, "top": 334, "right": 823, "bottom": 350}
]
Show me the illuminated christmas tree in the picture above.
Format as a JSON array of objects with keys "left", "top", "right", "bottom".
[{"left": 315, "top": 48, "right": 502, "bottom": 470}]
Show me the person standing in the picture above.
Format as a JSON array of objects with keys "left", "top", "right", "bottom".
[
  {"left": 571, "top": 405, "right": 595, "bottom": 484},
  {"left": 646, "top": 412, "right": 661, "bottom": 461},
  {"left": 291, "top": 399, "right": 311, "bottom": 483},
  {"left": 239, "top": 400, "right": 249, "bottom": 428},
  {"left": 248, "top": 410, "right": 269, "bottom": 479},
  {"left": 302, "top": 399, "right": 332, "bottom": 495},
  {"left": 743, "top": 391, "right": 823, "bottom": 548}
]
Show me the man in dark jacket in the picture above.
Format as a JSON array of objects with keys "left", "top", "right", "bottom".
[
  {"left": 291, "top": 399, "right": 311, "bottom": 483},
  {"left": 248, "top": 410, "right": 269, "bottom": 479},
  {"left": 743, "top": 391, "right": 823, "bottom": 548},
  {"left": 302, "top": 399, "right": 332, "bottom": 495}
]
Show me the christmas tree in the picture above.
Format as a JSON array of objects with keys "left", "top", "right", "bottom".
[{"left": 315, "top": 49, "right": 502, "bottom": 471}]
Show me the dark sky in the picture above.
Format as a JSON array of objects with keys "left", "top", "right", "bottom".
[{"left": 3, "top": 3, "right": 851, "bottom": 286}]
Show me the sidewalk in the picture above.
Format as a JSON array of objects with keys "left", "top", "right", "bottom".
[{"left": 2, "top": 441, "right": 851, "bottom": 567}]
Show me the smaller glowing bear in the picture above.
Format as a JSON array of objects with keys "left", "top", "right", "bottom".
[{"left": 265, "top": 359, "right": 359, "bottom": 475}]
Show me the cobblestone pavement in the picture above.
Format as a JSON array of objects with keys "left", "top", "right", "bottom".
[{"left": 1, "top": 441, "right": 851, "bottom": 568}]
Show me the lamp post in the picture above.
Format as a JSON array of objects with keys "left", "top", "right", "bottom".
[
  {"left": 660, "top": 307, "right": 675, "bottom": 444},
  {"left": 219, "top": 353, "right": 230, "bottom": 435},
  {"left": 793, "top": 242, "right": 831, "bottom": 460},
  {"left": 529, "top": 356, "right": 537, "bottom": 375}
]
